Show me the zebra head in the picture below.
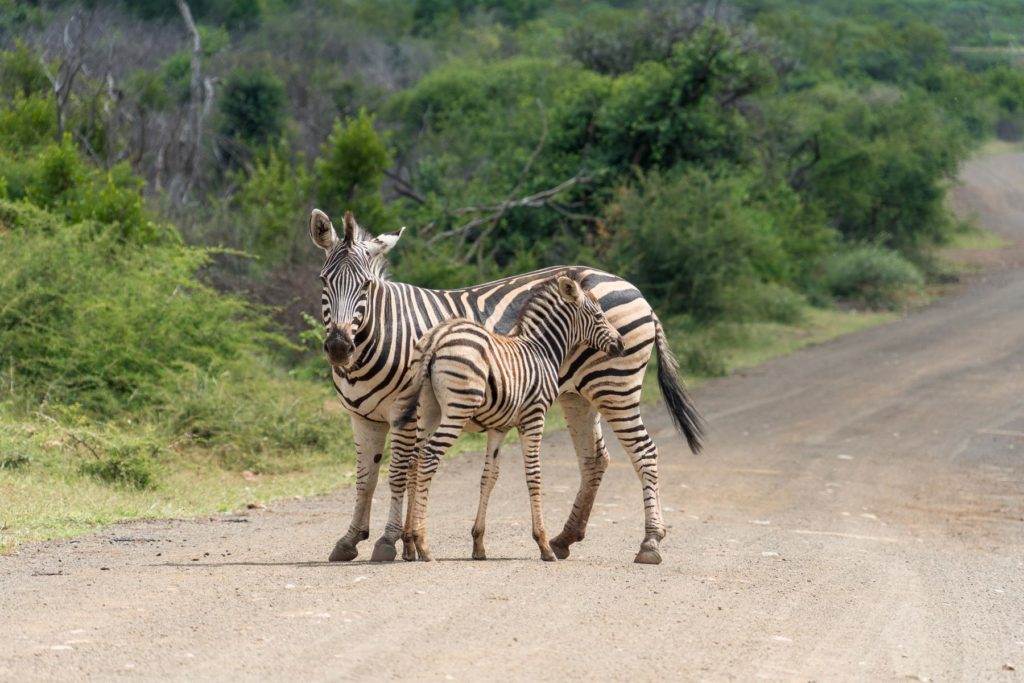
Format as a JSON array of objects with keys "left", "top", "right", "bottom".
[
  {"left": 309, "top": 208, "right": 405, "bottom": 368},
  {"left": 555, "top": 275, "right": 625, "bottom": 358}
]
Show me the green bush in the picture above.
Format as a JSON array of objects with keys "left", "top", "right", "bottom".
[
  {"left": 0, "top": 41, "right": 49, "bottom": 99},
  {"left": 0, "top": 200, "right": 278, "bottom": 414},
  {"left": 232, "top": 142, "right": 311, "bottom": 261},
  {"left": 218, "top": 68, "right": 286, "bottom": 152},
  {"left": 604, "top": 167, "right": 827, "bottom": 321},
  {"left": 823, "top": 245, "right": 924, "bottom": 310},
  {"left": 0, "top": 94, "right": 55, "bottom": 149},
  {"left": 314, "top": 109, "right": 391, "bottom": 227},
  {"left": 79, "top": 443, "right": 159, "bottom": 490}
]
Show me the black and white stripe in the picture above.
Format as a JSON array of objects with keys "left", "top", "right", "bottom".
[
  {"left": 389, "top": 274, "right": 624, "bottom": 561},
  {"left": 309, "top": 209, "right": 704, "bottom": 565}
]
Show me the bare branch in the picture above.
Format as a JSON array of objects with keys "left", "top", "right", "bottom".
[
  {"left": 384, "top": 169, "right": 427, "bottom": 205},
  {"left": 176, "top": 0, "right": 212, "bottom": 202},
  {"left": 427, "top": 175, "right": 590, "bottom": 247}
]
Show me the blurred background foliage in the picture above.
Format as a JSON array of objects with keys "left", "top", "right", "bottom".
[{"left": 1, "top": 0, "right": 1023, "bottom": 498}]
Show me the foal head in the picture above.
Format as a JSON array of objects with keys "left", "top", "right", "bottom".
[{"left": 554, "top": 274, "right": 624, "bottom": 358}]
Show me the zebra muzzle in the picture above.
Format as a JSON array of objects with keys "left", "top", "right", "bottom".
[
  {"left": 324, "top": 327, "right": 354, "bottom": 366},
  {"left": 607, "top": 337, "right": 625, "bottom": 357}
]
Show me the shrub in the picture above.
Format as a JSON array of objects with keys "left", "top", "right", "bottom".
[
  {"left": 314, "top": 109, "right": 391, "bottom": 228},
  {"left": 218, "top": 68, "right": 286, "bottom": 151},
  {"left": 0, "top": 94, "right": 55, "bottom": 150},
  {"left": 0, "top": 200, "right": 278, "bottom": 414},
  {"left": 823, "top": 245, "right": 923, "bottom": 309},
  {"left": 232, "top": 143, "right": 311, "bottom": 262},
  {"left": 79, "top": 444, "right": 159, "bottom": 490},
  {"left": 0, "top": 42, "right": 49, "bottom": 99},
  {"left": 604, "top": 167, "right": 826, "bottom": 321}
]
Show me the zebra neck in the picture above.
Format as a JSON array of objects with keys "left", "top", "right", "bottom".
[{"left": 513, "top": 292, "right": 572, "bottom": 368}]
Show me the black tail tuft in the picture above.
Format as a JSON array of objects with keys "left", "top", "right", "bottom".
[{"left": 653, "top": 314, "right": 705, "bottom": 454}]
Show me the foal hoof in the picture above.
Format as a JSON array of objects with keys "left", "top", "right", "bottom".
[
  {"left": 328, "top": 540, "right": 359, "bottom": 562},
  {"left": 549, "top": 539, "right": 571, "bottom": 560},
  {"left": 370, "top": 539, "right": 397, "bottom": 562},
  {"left": 633, "top": 548, "right": 662, "bottom": 565}
]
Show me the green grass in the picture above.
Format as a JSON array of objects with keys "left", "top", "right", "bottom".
[{"left": 943, "top": 226, "right": 1009, "bottom": 251}]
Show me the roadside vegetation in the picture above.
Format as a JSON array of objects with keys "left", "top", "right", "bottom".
[{"left": 2, "top": 0, "right": 1023, "bottom": 549}]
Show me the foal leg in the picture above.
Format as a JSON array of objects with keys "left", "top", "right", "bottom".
[
  {"left": 519, "top": 419, "right": 556, "bottom": 562},
  {"left": 402, "top": 395, "right": 440, "bottom": 561},
  {"left": 329, "top": 414, "right": 388, "bottom": 562},
  {"left": 371, "top": 425, "right": 418, "bottom": 562},
  {"left": 471, "top": 430, "right": 505, "bottom": 560},
  {"left": 550, "top": 394, "right": 611, "bottom": 560},
  {"left": 599, "top": 406, "right": 666, "bottom": 565},
  {"left": 409, "top": 412, "right": 470, "bottom": 562}
]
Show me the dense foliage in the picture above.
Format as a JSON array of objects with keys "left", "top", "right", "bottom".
[{"left": 1, "top": 1, "right": 1022, "bottom": 484}]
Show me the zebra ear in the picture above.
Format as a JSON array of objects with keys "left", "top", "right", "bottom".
[
  {"left": 342, "top": 211, "right": 360, "bottom": 245},
  {"left": 556, "top": 275, "right": 582, "bottom": 304},
  {"left": 309, "top": 209, "right": 337, "bottom": 252},
  {"left": 365, "top": 226, "right": 405, "bottom": 257}
]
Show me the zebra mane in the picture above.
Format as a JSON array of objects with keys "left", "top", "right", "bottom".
[
  {"left": 368, "top": 250, "right": 391, "bottom": 281},
  {"left": 508, "top": 273, "right": 575, "bottom": 336}
]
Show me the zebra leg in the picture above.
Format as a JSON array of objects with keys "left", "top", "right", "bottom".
[
  {"left": 519, "top": 423, "right": 556, "bottom": 562},
  {"left": 471, "top": 430, "right": 505, "bottom": 560},
  {"left": 401, "top": 450, "right": 419, "bottom": 562},
  {"left": 329, "top": 414, "right": 388, "bottom": 562},
  {"left": 402, "top": 392, "right": 440, "bottom": 561},
  {"left": 550, "top": 394, "right": 610, "bottom": 560},
  {"left": 601, "top": 407, "right": 666, "bottom": 565},
  {"left": 371, "top": 425, "right": 417, "bottom": 562},
  {"left": 409, "top": 412, "right": 467, "bottom": 562}
]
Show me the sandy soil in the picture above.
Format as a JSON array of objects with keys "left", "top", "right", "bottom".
[{"left": 2, "top": 154, "right": 1023, "bottom": 681}]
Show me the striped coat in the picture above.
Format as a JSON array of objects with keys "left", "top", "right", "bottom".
[
  {"left": 392, "top": 274, "right": 625, "bottom": 561},
  {"left": 310, "top": 209, "right": 703, "bottom": 565}
]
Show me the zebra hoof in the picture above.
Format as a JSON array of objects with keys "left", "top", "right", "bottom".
[
  {"left": 329, "top": 540, "right": 359, "bottom": 562},
  {"left": 401, "top": 538, "right": 418, "bottom": 562},
  {"left": 370, "top": 539, "right": 397, "bottom": 562},
  {"left": 549, "top": 539, "right": 571, "bottom": 560},
  {"left": 633, "top": 549, "right": 662, "bottom": 565}
]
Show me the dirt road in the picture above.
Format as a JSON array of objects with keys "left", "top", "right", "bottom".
[{"left": 3, "top": 154, "right": 1024, "bottom": 681}]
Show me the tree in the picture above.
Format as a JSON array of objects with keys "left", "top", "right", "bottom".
[
  {"left": 313, "top": 110, "right": 391, "bottom": 229},
  {"left": 218, "top": 68, "right": 286, "bottom": 152}
]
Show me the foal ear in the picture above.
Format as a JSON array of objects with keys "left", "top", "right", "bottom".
[
  {"left": 309, "top": 209, "right": 337, "bottom": 252},
  {"left": 365, "top": 226, "right": 406, "bottom": 257},
  {"left": 556, "top": 275, "right": 582, "bottom": 304}
]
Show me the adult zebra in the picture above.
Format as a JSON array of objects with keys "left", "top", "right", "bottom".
[{"left": 310, "top": 208, "right": 703, "bottom": 565}]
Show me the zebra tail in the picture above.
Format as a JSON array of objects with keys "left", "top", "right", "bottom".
[
  {"left": 391, "top": 347, "right": 435, "bottom": 430},
  {"left": 653, "top": 313, "right": 705, "bottom": 454}
]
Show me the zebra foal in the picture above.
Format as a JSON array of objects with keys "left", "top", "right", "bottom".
[{"left": 393, "top": 274, "right": 624, "bottom": 561}]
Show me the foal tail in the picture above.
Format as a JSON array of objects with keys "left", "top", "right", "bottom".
[
  {"left": 653, "top": 313, "right": 705, "bottom": 454},
  {"left": 392, "top": 343, "right": 436, "bottom": 431}
]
